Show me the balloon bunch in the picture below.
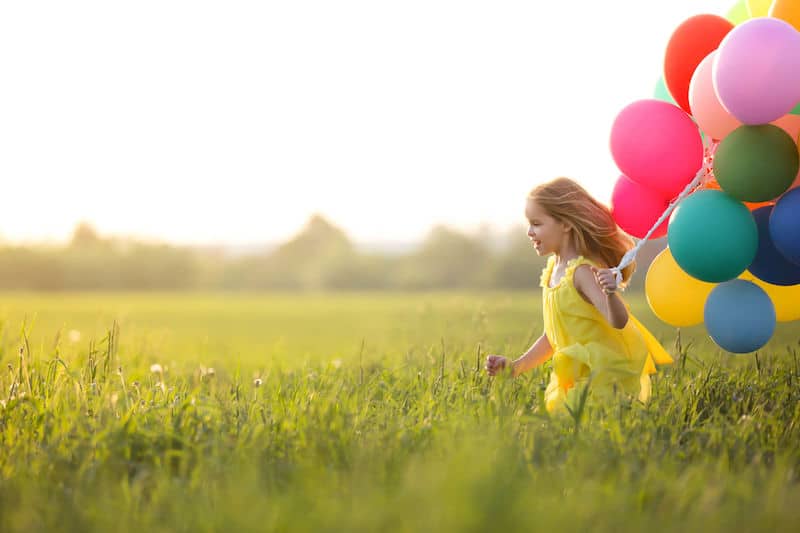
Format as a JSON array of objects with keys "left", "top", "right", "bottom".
[{"left": 610, "top": 1, "right": 800, "bottom": 354}]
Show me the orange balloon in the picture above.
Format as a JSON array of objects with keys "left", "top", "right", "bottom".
[
  {"left": 770, "top": 0, "right": 800, "bottom": 32},
  {"left": 664, "top": 15, "right": 734, "bottom": 114},
  {"left": 772, "top": 114, "right": 800, "bottom": 190},
  {"left": 773, "top": 114, "right": 800, "bottom": 144}
]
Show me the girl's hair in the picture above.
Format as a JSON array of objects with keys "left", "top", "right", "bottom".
[{"left": 528, "top": 177, "right": 636, "bottom": 285}]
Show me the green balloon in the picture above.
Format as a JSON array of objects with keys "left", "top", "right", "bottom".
[
  {"left": 713, "top": 124, "right": 799, "bottom": 202},
  {"left": 653, "top": 77, "right": 676, "bottom": 106},
  {"left": 791, "top": 101, "right": 800, "bottom": 116},
  {"left": 668, "top": 190, "right": 757, "bottom": 283},
  {"left": 726, "top": 0, "right": 749, "bottom": 25}
]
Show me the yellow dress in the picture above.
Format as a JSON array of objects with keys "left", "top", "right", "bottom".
[{"left": 540, "top": 255, "right": 673, "bottom": 414}]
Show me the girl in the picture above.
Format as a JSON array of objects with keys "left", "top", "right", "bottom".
[{"left": 485, "top": 177, "right": 673, "bottom": 414}]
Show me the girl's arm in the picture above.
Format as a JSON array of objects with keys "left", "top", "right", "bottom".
[
  {"left": 509, "top": 333, "right": 553, "bottom": 377},
  {"left": 573, "top": 264, "right": 629, "bottom": 329}
]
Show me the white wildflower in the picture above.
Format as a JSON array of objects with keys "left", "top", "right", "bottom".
[
  {"left": 332, "top": 359, "right": 342, "bottom": 369},
  {"left": 253, "top": 378, "right": 263, "bottom": 387}
]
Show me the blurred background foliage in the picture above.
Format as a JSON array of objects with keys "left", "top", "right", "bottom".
[{"left": 0, "top": 216, "right": 665, "bottom": 291}]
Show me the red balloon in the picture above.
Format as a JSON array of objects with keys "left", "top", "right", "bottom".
[
  {"left": 664, "top": 14, "right": 733, "bottom": 114},
  {"left": 611, "top": 175, "right": 670, "bottom": 239}
]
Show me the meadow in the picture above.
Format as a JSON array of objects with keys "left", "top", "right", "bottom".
[{"left": 0, "top": 291, "right": 798, "bottom": 532}]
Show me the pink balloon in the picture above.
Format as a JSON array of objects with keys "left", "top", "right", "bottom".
[
  {"left": 713, "top": 18, "right": 800, "bottom": 124},
  {"left": 610, "top": 99, "right": 704, "bottom": 200},
  {"left": 611, "top": 175, "right": 670, "bottom": 239},
  {"left": 689, "top": 51, "right": 741, "bottom": 140}
]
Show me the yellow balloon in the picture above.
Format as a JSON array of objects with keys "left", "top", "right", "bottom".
[
  {"left": 746, "top": 0, "right": 772, "bottom": 17},
  {"left": 740, "top": 271, "right": 800, "bottom": 322},
  {"left": 645, "top": 248, "right": 717, "bottom": 327},
  {"left": 770, "top": 0, "right": 800, "bottom": 31},
  {"left": 727, "top": 0, "right": 750, "bottom": 24}
]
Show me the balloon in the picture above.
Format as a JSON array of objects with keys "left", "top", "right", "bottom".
[
  {"left": 772, "top": 114, "right": 800, "bottom": 189},
  {"left": 611, "top": 175, "right": 669, "bottom": 239},
  {"left": 668, "top": 189, "right": 758, "bottom": 282},
  {"left": 713, "top": 18, "right": 800, "bottom": 124},
  {"left": 746, "top": 0, "right": 771, "bottom": 17},
  {"left": 664, "top": 15, "right": 734, "bottom": 114},
  {"left": 610, "top": 100, "right": 704, "bottom": 200},
  {"left": 749, "top": 206, "right": 800, "bottom": 285},
  {"left": 792, "top": 102, "right": 800, "bottom": 116},
  {"left": 741, "top": 271, "right": 800, "bottom": 322},
  {"left": 653, "top": 77, "right": 677, "bottom": 106},
  {"left": 772, "top": 113, "right": 800, "bottom": 144},
  {"left": 726, "top": 0, "right": 749, "bottom": 25},
  {"left": 645, "top": 247, "right": 716, "bottom": 327},
  {"left": 704, "top": 279, "right": 775, "bottom": 353},
  {"left": 769, "top": 188, "right": 800, "bottom": 265},
  {"left": 702, "top": 177, "right": 773, "bottom": 210},
  {"left": 713, "top": 125, "right": 799, "bottom": 202},
  {"left": 689, "top": 51, "right": 741, "bottom": 141},
  {"left": 770, "top": 0, "right": 800, "bottom": 32}
]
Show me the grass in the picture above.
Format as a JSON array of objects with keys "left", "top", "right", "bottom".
[{"left": 0, "top": 291, "right": 798, "bottom": 532}]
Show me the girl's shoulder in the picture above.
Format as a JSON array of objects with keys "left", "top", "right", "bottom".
[{"left": 541, "top": 255, "right": 600, "bottom": 289}]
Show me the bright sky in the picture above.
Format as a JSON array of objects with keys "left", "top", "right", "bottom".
[{"left": 0, "top": 0, "right": 734, "bottom": 245}]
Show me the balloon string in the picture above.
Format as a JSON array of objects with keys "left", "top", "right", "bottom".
[{"left": 611, "top": 138, "right": 719, "bottom": 287}]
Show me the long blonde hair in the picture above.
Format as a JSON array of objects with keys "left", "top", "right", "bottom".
[{"left": 528, "top": 177, "right": 636, "bottom": 285}]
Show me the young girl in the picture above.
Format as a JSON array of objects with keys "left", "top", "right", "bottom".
[{"left": 485, "top": 177, "right": 673, "bottom": 414}]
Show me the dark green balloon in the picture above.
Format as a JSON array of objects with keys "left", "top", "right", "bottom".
[
  {"left": 713, "top": 124, "right": 799, "bottom": 202},
  {"left": 668, "top": 190, "right": 757, "bottom": 283}
]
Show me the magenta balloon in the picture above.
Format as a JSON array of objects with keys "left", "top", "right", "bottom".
[
  {"left": 610, "top": 99, "right": 704, "bottom": 200},
  {"left": 611, "top": 175, "right": 670, "bottom": 238},
  {"left": 713, "top": 18, "right": 800, "bottom": 124}
]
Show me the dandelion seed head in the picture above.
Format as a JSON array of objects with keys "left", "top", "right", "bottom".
[
  {"left": 150, "top": 363, "right": 163, "bottom": 374},
  {"left": 68, "top": 330, "right": 81, "bottom": 343},
  {"left": 253, "top": 378, "right": 263, "bottom": 387},
  {"left": 332, "top": 359, "right": 342, "bottom": 369}
]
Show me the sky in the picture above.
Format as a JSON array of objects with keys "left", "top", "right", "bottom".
[{"left": 0, "top": 0, "right": 735, "bottom": 246}]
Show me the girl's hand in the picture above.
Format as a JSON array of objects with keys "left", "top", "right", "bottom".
[
  {"left": 591, "top": 266, "right": 619, "bottom": 295},
  {"left": 485, "top": 355, "right": 509, "bottom": 376}
]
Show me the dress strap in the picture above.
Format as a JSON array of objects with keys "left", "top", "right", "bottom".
[
  {"left": 539, "top": 256, "right": 556, "bottom": 288},
  {"left": 564, "top": 256, "right": 599, "bottom": 282}
]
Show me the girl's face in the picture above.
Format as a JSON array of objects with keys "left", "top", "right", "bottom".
[{"left": 525, "top": 199, "right": 569, "bottom": 256}]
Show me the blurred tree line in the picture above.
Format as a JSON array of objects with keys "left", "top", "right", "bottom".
[{"left": 0, "top": 216, "right": 665, "bottom": 291}]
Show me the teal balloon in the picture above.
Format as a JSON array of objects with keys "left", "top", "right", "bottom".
[
  {"left": 713, "top": 124, "right": 799, "bottom": 202},
  {"left": 668, "top": 190, "right": 758, "bottom": 282},
  {"left": 653, "top": 77, "right": 677, "bottom": 106}
]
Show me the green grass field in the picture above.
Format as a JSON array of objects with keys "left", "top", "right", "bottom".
[{"left": 0, "top": 292, "right": 798, "bottom": 532}]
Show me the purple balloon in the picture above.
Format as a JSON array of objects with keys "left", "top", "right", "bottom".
[{"left": 713, "top": 18, "right": 800, "bottom": 125}]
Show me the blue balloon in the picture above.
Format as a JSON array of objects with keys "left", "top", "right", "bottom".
[
  {"left": 770, "top": 188, "right": 800, "bottom": 266},
  {"left": 749, "top": 206, "right": 800, "bottom": 285},
  {"left": 704, "top": 280, "right": 776, "bottom": 354}
]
